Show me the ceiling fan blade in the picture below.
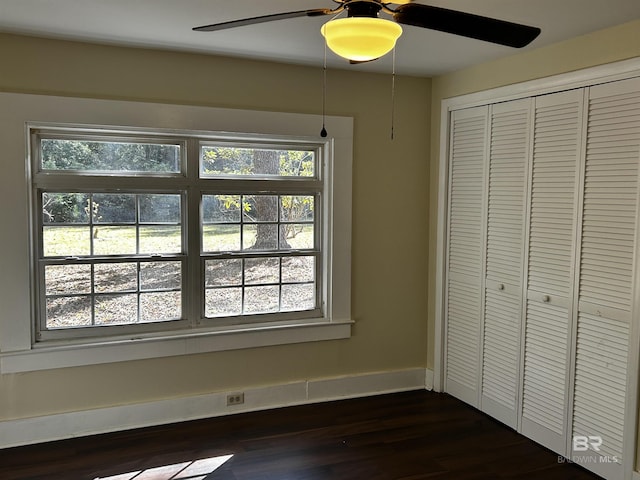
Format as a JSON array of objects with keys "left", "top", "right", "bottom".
[
  {"left": 193, "top": 8, "right": 334, "bottom": 32},
  {"left": 392, "top": 3, "right": 541, "bottom": 48}
]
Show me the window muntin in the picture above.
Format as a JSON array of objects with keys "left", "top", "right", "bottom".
[
  {"left": 42, "top": 192, "right": 183, "bottom": 257},
  {"left": 201, "top": 194, "right": 316, "bottom": 252},
  {"left": 39, "top": 189, "right": 185, "bottom": 332},
  {"left": 204, "top": 255, "right": 317, "bottom": 318},
  {"left": 44, "top": 260, "right": 183, "bottom": 329},
  {"left": 201, "top": 191, "right": 320, "bottom": 319},
  {"left": 32, "top": 129, "right": 325, "bottom": 341}
]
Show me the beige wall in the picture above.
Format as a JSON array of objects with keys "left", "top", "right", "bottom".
[
  {"left": 0, "top": 33, "right": 430, "bottom": 420},
  {"left": 427, "top": 18, "right": 640, "bottom": 369},
  {"left": 4, "top": 12, "right": 638, "bottom": 447}
]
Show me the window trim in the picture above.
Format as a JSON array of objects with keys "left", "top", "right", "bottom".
[{"left": 0, "top": 93, "right": 353, "bottom": 373}]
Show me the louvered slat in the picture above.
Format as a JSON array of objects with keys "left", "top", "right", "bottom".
[
  {"left": 485, "top": 106, "right": 528, "bottom": 285},
  {"left": 571, "top": 83, "right": 640, "bottom": 467},
  {"left": 447, "top": 282, "right": 481, "bottom": 389},
  {"left": 446, "top": 108, "right": 487, "bottom": 404},
  {"left": 448, "top": 114, "right": 486, "bottom": 280},
  {"left": 483, "top": 289, "right": 519, "bottom": 409},
  {"left": 522, "top": 91, "right": 583, "bottom": 451},
  {"left": 573, "top": 314, "right": 628, "bottom": 462},
  {"left": 527, "top": 97, "right": 579, "bottom": 294},
  {"left": 481, "top": 101, "right": 529, "bottom": 425},
  {"left": 580, "top": 90, "right": 640, "bottom": 311},
  {"left": 522, "top": 300, "right": 568, "bottom": 434}
]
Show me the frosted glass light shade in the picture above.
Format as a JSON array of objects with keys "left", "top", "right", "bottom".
[{"left": 321, "top": 17, "right": 403, "bottom": 62}]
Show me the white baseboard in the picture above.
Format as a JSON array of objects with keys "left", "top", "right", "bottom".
[
  {"left": 425, "top": 368, "right": 434, "bottom": 390},
  {"left": 0, "top": 367, "right": 432, "bottom": 449}
]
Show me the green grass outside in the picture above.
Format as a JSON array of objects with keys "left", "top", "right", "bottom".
[{"left": 43, "top": 224, "right": 314, "bottom": 257}]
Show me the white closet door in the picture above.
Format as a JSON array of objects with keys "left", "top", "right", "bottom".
[
  {"left": 520, "top": 89, "right": 585, "bottom": 453},
  {"left": 445, "top": 106, "right": 488, "bottom": 406},
  {"left": 481, "top": 99, "right": 531, "bottom": 428},
  {"left": 570, "top": 78, "right": 640, "bottom": 479}
]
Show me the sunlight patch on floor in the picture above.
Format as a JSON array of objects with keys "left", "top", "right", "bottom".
[{"left": 93, "top": 454, "right": 234, "bottom": 480}]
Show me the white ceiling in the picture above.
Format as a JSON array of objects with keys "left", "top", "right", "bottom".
[{"left": 1, "top": 0, "right": 640, "bottom": 77}]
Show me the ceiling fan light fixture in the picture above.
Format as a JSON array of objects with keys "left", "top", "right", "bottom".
[{"left": 321, "top": 17, "right": 403, "bottom": 62}]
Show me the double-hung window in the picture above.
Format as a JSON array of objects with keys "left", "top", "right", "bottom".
[{"left": 32, "top": 128, "right": 324, "bottom": 342}]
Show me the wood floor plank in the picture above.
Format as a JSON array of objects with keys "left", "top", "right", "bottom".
[{"left": 0, "top": 391, "right": 600, "bottom": 479}]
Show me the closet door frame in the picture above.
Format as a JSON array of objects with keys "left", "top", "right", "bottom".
[{"left": 435, "top": 57, "right": 640, "bottom": 480}]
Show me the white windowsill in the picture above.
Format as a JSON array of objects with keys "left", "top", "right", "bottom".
[{"left": 0, "top": 319, "right": 353, "bottom": 373}]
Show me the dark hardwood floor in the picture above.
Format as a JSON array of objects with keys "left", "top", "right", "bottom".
[{"left": 0, "top": 390, "right": 600, "bottom": 479}]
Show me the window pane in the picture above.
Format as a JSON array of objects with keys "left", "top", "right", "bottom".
[
  {"left": 42, "top": 192, "right": 89, "bottom": 224},
  {"left": 140, "top": 261, "right": 181, "bottom": 290},
  {"left": 41, "top": 139, "right": 180, "bottom": 173},
  {"left": 94, "top": 263, "right": 137, "bottom": 293},
  {"left": 243, "top": 224, "right": 278, "bottom": 250},
  {"left": 46, "top": 296, "right": 92, "bottom": 329},
  {"left": 281, "top": 224, "right": 314, "bottom": 249},
  {"left": 95, "top": 294, "right": 138, "bottom": 325},
  {"left": 92, "top": 226, "right": 137, "bottom": 255},
  {"left": 243, "top": 195, "right": 278, "bottom": 222},
  {"left": 281, "top": 196, "right": 314, "bottom": 222},
  {"left": 201, "top": 146, "right": 315, "bottom": 178},
  {"left": 139, "top": 226, "right": 181, "bottom": 254},
  {"left": 245, "top": 258, "right": 279, "bottom": 285},
  {"left": 139, "top": 194, "right": 181, "bottom": 223},
  {"left": 206, "top": 288, "right": 242, "bottom": 317},
  {"left": 202, "top": 195, "right": 240, "bottom": 223},
  {"left": 205, "top": 259, "right": 242, "bottom": 287},
  {"left": 45, "top": 264, "right": 92, "bottom": 295},
  {"left": 43, "top": 226, "right": 91, "bottom": 256},
  {"left": 281, "top": 284, "right": 315, "bottom": 312},
  {"left": 244, "top": 286, "right": 279, "bottom": 314},
  {"left": 202, "top": 225, "right": 241, "bottom": 252},
  {"left": 282, "top": 256, "right": 315, "bottom": 283},
  {"left": 92, "top": 194, "right": 136, "bottom": 224},
  {"left": 140, "top": 292, "right": 181, "bottom": 322}
]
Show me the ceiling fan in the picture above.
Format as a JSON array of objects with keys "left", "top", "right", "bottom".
[{"left": 193, "top": 0, "right": 541, "bottom": 62}]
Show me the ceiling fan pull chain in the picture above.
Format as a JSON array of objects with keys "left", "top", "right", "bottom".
[
  {"left": 320, "top": 8, "right": 346, "bottom": 138},
  {"left": 391, "top": 45, "right": 396, "bottom": 141},
  {"left": 320, "top": 39, "right": 328, "bottom": 138}
]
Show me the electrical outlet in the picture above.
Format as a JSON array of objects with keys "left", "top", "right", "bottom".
[{"left": 226, "top": 393, "right": 244, "bottom": 406}]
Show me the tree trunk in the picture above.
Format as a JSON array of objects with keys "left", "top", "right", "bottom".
[{"left": 253, "top": 150, "right": 290, "bottom": 249}]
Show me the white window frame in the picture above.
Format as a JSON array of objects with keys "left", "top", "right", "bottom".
[
  {"left": 33, "top": 128, "right": 326, "bottom": 341},
  {"left": 0, "top": 93, "right": 353, "bottom": 373}
]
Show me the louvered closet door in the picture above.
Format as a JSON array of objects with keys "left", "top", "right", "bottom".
[
  {"left": 520, "top": 89, "right": 585, "bottom": 453},
  {"left": 570, "top": 78, "right": 640, "bottom": 478},
  {"left": 481, "top": 99, "right": 531, "bottom": 428},
  {"left": 445, "top": 106, "right": 488, "bottom": 406}
]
